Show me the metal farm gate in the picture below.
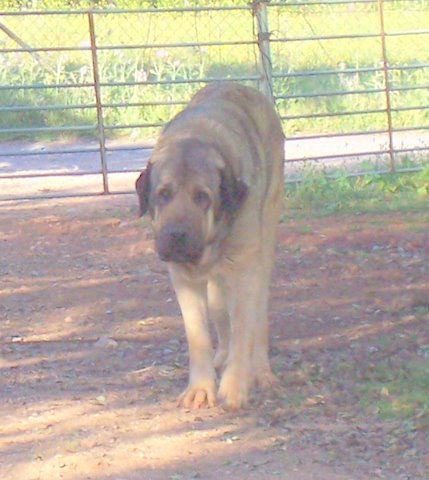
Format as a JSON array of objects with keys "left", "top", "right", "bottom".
[{"left": 0, "top": 1, "right": 428, "bottom": 200}]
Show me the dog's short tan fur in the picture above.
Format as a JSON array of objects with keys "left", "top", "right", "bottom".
[{"left": 136, "top": 82, "right": 284, "bottom": 410}]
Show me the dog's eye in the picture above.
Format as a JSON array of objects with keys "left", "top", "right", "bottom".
[
  {"left": 193, "top": 189, "right": 211, "bottom": 209},
  {"left": 157, "top": 187, "right": 173, "bottom": 205}
]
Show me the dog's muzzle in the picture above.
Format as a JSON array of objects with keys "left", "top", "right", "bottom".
[{"left": 155, "top": 224, "right": 204, "bottom": 264}]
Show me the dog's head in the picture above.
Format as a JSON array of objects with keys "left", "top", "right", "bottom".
[{"left": 135, "top": 138, "right": 247, "bottom": 264}]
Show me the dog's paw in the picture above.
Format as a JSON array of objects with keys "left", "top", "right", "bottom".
[
  {"left": 254, "top": 368, "right": 280, "bottom": 391},
  {"left": 177, "top": 380, "right": 217, "bottom": 409},
  {"left": 218, "top": 367, "right": 249, "bottom": 410}
]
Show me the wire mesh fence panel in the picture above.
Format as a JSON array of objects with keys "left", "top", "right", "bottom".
[
  {"left": 269, "top": 0, "right": 429, "bottom": 177},
  {"left": 0, "top": 1, "right": 428, "bottom": 200},
  {"left": 92, "top": 7, "right": 259, "bottom": 142},
  {"left": 382, "top": 0, "right": 429, "bottom": 163},
  {"left": 0, "top": 5, "right": 261, "bottom": 199},
  {"left": 0, "top": 12, "right": 97, "bottom": 137},
  {"left": 270, "top": 1, "right": 390, "bottom": 174},
  {"left": 0, "top": 11, "right": 105, "bottom": 199}
]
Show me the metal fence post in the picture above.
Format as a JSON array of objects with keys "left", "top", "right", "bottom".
[
  {"left": 252, "top": 0, "right": 274, "bottom": 103},
  {"left": 88, "top": 10, "right": 109, "bottom": 194},
  {"left": 377, "top": 0, "right": 395, "bottom": 173}
]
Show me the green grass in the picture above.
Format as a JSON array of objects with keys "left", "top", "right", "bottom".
[
  {"left": 357, "top": 357, "right": 429, "bottom": 422},
  {"left": 284, "top": 162, "right": 429, "bottom": 219},
  {"left": 0, "top": 2, "right": 428, "bottom": 141}
]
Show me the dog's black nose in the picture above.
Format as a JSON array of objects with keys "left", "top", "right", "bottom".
[
  {"left": 156, "top": 224, "right": 203, "bottom": 264},
  {"left": 169, "top": 230, "right": 188, "bottom": 248}
]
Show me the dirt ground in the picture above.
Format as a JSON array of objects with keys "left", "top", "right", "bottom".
[{"left": 1, "top": 195, "right": 429, "bottom": 480}]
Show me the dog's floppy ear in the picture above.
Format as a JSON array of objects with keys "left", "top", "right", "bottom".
[
  {"left": 219, "top": 168, "right": 248, "bottom": 217},
  {"left": 135, "top": 163, "right": 152, "bottom": 217}
]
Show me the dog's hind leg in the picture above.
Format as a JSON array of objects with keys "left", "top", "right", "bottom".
[
  {"left": 252, "top": 173, "right": 283, "bottom": 390},
  {"left": 208, "top": 276, "right": 230, "bottom": 371}
]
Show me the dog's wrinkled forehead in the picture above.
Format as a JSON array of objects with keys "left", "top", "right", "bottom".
[{"left": 151, "top": 138, "right": 224, "bottom": 188}]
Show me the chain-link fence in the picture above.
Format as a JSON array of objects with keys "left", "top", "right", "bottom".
[
  {"left": 270, "top": 0, "right": 429, "bottom": 179},
  {"left": 0, "top": 0, "right": 428, "bottom": 200}
]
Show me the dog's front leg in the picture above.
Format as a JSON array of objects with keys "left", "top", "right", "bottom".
[
  {"left": 218, "top": 262, "right": 263, "bottom": 410},
  {"left": 169, "top": 266, "right": 216, "bottom": 409}
]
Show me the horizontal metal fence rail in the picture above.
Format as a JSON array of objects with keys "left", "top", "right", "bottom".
[
  {"left": 0, "top": 0, "right": 428, "bottom": 201},
  {"left": 0, "top": 4, "right": 262, "bottom": 200},
  {"left": 270, "top": 0, "right": 429, "bottom": 175},
  {"left": 0, "top": 5, "right": 252, "bottom": 15}
]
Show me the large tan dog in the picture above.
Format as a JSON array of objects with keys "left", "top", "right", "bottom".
[{"left": 136, "top": 82, "right": 284, "bottom": 410}]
